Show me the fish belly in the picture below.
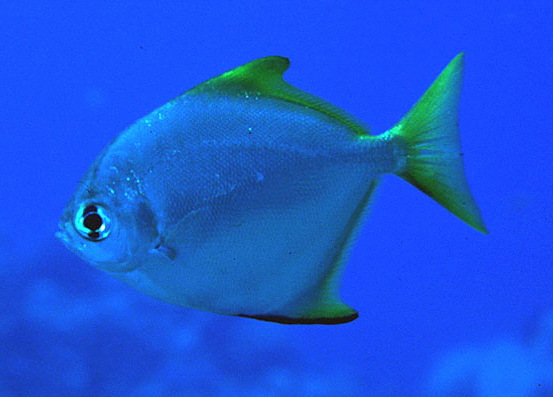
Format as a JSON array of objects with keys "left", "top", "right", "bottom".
[{"left": 129, "top": 159, "right": 377, "bottom": 316}]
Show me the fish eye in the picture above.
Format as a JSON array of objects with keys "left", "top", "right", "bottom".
[{"left": 74, "top": 203, "right": 112, "bottom": 241}]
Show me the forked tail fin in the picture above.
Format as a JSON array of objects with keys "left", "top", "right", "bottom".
[{"left": 390, "top": 53, "right": 487, "bottom": 233}]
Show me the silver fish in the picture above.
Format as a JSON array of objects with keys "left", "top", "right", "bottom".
[{"left": 57, "top": 54, "right": 486, "bottom": 324}]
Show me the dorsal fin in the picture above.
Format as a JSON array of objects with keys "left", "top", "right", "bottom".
[{"left": 186, "top": 56, "right": 370, "bottom": 136}]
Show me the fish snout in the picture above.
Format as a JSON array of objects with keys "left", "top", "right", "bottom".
[{"left": 55, "top": 221, "right": 77, "bottom": 252}]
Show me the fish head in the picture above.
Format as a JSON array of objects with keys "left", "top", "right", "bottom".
[{"left": 57, "top": 162, "right": 158, "bottom": 273}]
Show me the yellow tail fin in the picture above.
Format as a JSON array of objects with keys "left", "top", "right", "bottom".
[{"left": 391, "top": 53, "right": 487, "bottom": 233}]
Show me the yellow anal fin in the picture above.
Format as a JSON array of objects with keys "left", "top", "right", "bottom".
[
  {"left": 238, "top": 308, "right": 358, "bottom": 325},
  {"left": 237, "top": 180, "right": 379, "bottom": 326}
]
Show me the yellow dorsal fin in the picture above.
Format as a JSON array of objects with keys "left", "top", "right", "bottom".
[{"left": 186, "top": 56, "right": 370, "bottom": 136}]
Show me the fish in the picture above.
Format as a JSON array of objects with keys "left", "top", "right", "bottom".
[{"left": 57, "top": 53, "right": 486, "bottom": 325}]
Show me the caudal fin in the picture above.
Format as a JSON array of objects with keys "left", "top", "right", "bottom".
[{"left": 390, "top": 53, "right": 487, "bottom": 233}]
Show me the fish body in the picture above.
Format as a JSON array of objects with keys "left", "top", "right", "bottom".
[{"left": 58, "top": 54, "right": 485, "bottom": 324}]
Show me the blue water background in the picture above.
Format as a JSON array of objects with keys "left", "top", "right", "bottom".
[{"left": 1, "top": 2, "right": 551, "bottom": 396}]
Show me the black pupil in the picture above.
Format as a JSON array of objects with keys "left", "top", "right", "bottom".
[{"left": 83, "top": 213, "right": 103, "bottom": 231}]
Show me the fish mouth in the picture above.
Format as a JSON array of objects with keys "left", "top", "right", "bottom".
[
  {"left": 56, "top": 216, "right": 71, "bottom": 241},
  {"left": 56, "top": 214, "right": 82, "bottom": 251},
  {"left": 55, "top": 229, "right": 70, "bottom": 245},
  {"left": 55, "top": 222, "right": 76, "bottom": 252}
]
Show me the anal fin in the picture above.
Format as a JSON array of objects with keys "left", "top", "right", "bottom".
[
  {"left": 236, "top": 180, "right": 378, "bottom": 325},
  {"left": 238, "top": 306, "right": 358, "bottom": 325}
]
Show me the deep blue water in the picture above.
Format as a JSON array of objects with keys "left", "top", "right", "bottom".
[{"left": 1, "top": 2, "right": 552, "bottom": 396}]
